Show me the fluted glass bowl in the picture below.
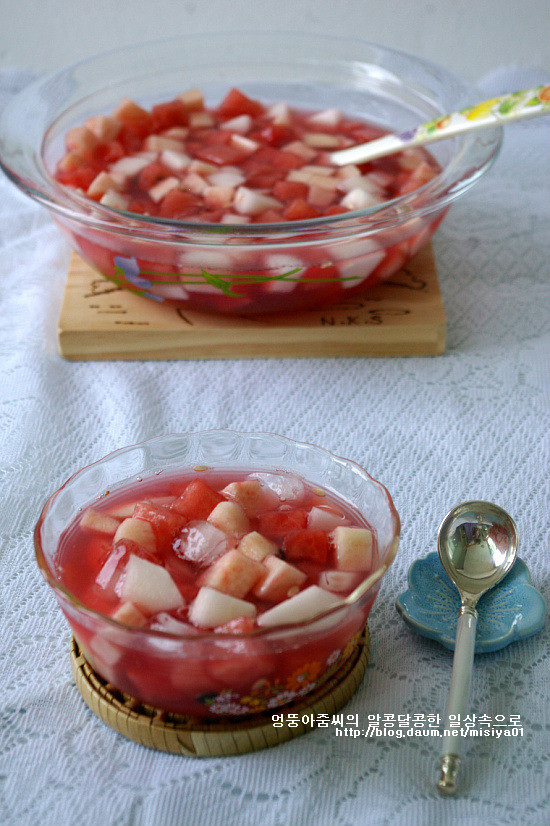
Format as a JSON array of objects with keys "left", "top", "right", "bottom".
[
  {"left": 0, "top": 32, "right": 501, "bottom": 315},
  {"left": 34, "top": 431, "right": 400, "bottom": 718}
]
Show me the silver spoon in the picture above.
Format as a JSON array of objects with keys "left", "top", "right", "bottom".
[{"left": 436, "top": 501, "right": 518, "bottom": 796}]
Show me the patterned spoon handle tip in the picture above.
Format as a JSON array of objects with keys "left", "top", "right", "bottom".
[{"left": 330, "top": 85, "right": 550, "bottom": 166}]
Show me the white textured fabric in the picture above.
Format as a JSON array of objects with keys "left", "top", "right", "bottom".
[{"left": 0, "top": 67, "right": 548, "bottom": 826}]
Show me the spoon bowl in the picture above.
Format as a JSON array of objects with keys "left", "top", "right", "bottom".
[
  {"left": 436, "top": 501, "right": 518, "bottom": 796},
  {"left": 438, "top": 501, "right": 518, "bottom": 597}
]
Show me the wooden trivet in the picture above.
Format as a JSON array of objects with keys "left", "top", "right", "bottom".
[
  {"left": 58, "top": 245, "right": 446, "bottom": 360},
  {"left": 70, "top": 625, "right": 370, "bottom": 756}
]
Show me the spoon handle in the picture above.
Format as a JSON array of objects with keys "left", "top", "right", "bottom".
[
  {"left": 330, "top": 85, "right": 550, "bottom": 166},
  {"left": 437, "top": 604, "right": 478, "bottom": 795}
]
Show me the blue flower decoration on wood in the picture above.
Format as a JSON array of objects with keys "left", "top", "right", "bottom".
[
  {"left": 396, "top": 553, "right": 545, "bottom": 653},
  {"left": 113, "top": 256, "right": 164, "bottom": 302}
]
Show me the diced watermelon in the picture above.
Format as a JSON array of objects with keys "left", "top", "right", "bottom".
[
  {"left": 132, "top": 501, "right": 188, "bottom": 550},
  {"left": 137, "top": 162, "right": 168, "bottom": 191},
  {"left": 171, "top": 479, "right": 224, "bottom": 521},
  {"left": 217, "top": 87, "right": 264, "bottom": 119},
  {"left": 258, "top": 124, "right": 295, "bottom": 147},
  {"left": 283, "top": 529, "right": 329, "bottom": 564},
  {"left": 272, "top": 180, "right": 309, "bottom": 202},
  {"left": 191, "top": 143, "right": 250, "bottom": 167},
  {"left": 283, "top": 199, "right": 320, "bottom": 221},
  {"left": 258, "top": 509, "right": 308, "bottom": 540},
  {"left": 112, "top": 98, "right": 152, "bottom": 135},
  {"left": 158, "top": 187, "right": 199, "bottom": 219},
  {"left": 150, "top": 99, "right": 189, "bottom": 132}
]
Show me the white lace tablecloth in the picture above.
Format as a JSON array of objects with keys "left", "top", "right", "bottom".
[{"left": 0, "top": 66, "right": 548, "bottom": 826}]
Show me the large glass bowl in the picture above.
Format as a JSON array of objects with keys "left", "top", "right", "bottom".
[
  {"left": 34, "top": 431, "right": 400, "bottom": 719},
  {"left": 0, "top": 32, "right": 501, "bottom": 315}
]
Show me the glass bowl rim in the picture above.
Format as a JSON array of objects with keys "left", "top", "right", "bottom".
[
  {"left": 34, "top": 429, "right": 401, "bottom": 641},
  {"left": 0, "top": 30, "right": 502, "bottom": 241}
]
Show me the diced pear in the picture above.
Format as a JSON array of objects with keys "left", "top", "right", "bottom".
[
  {"left": 150, "top": 612, "right": 198, "bottom": 635},
  {"left": 84, "top": 114, "right": 121, "bottom": 142},
  {"left": 161, "top": 148, "right": 191, "bottom": 171},
  {"left": 120, "top": 555, "right": 184, "bottom": 614},
  {"left": 80, "top": 508, "right": 120, "bottom": 536},
  {"left": 143, "top": 135, "right": 185, "bottom": 153},
  {"left": 87, "top": 171, "right": 122, "bottom": 198},
  {"left": 99, "top": 190, "right": 129, "bottom": 211},
  {"left": 111, "top": 601, "right": 147, "bottom": 627},
  {"left": 109, "top": 154, "right": 156, "bottom": 178},
  {"left": 220, "top": 114, "right": 252, "bottom": 133},
  {"left": 282, "top": 140, "right": 317, "bottom": 161},
  {"left": 234, "top": 186, "right": 282, "bottom": 216},
  {"left": 189, "top": 586, "right": 256, "bottom": 628},
  {"left": 208, "top": 169, "right": 245, "bottom": 188},
  {"left": 183, "top": 171, "right": 207, "bottom": 195},
  {"left": 303, "top": 132, "right": 340, "bottom": 149},
  {"left": 257, "top": 585, "right": 343, "bottom": 627},
  {"left": 177, "top": 87, "right": 204, "bottom": 111},
  {"left": 148, "top": 176, "right": 180, "bottom": 203},
  {"left": 189, "top": 110, "right": 215, "bottom": 128},
  {"left": 207, "top": 501, "right": 249, "bottom": 536},
  {"left": 203, "top": 184, "right": 235, "bottom": 209},
  {"left": 113, "top": 517, "right": 156, "bottom": 555},
  {"left": 88, "top": 634, "right": 120, "bottom": 669},
  {"left": 201, "top": 549, "right": 264, "bottom": 598},
  {"left": 161, "top": 126, "right": 189, "bottom": 140},
  {"left": 319, "top": 570, "right": 359, "bottom": 593},
  {"left": 340, "top": 187, "right": 382, "bottom": 211},
  {"left": 107, "top": 501, "right": 136, "bottom": 519},
  {"left": 65, "top": 125, "right": 100, "bottom": 155},
  {"left": 308, "top": 108, "right": 341, "bottom": 128},
  {"left": 237, "top": 531, "right": 278, "bottom": 562},
  {"left": 221, "top": 480, "right": 279, "bottom": 516},
  {"left": 332, "top": 526, "right": 373, "bottom": 571},
  {"left": 307, "top": 506, "right": 349, "bottom": 531},
  {"left": 253, "top": 555, "right": 306, "bottom": 603},
  {"left": 230, "top": 134, "right": 259, "bottom": 154},
  {"left": 267, "top": 101, "right": 292, "bottom": 125}
]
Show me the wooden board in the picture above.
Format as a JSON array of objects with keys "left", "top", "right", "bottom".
[{"left": 57, "top": 244, "right": 446, "bottom": 360}]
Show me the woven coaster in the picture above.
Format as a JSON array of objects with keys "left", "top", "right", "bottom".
[{"left": 70, "top": 625, "right": 370, "bottom": 756}]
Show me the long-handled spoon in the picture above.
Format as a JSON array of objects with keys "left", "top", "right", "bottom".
[
  {"left": 436, "top": 501, "right": 518, "bottom": 795},
  {"left": 330, "top": 85, "right": 550, "bottom": 167}
]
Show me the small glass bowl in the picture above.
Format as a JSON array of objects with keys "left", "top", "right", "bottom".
[
  {"left": 0, "top": 32, "right": 501, "bottom": 315},
  {"left": 34, "top": 431, "right": 400, "bottom": 718}
]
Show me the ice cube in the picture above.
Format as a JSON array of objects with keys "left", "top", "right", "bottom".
[
  {"left": 174, "top": 520, "right": 233, "bottom": 566},
  {"left": 249, "top": 471, "right": 306, "bottom": 503}
]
